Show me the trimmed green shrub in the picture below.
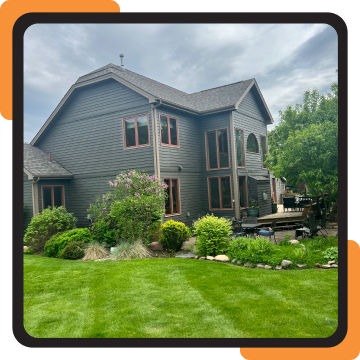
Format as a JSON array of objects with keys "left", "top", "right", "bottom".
[
  {"left": 44, "top": 228, "right": 92, "bottom": 258},
  {"left": 23, "top": 246, "right": 33, "bottom": 255},
  {"left": 90, "top": 220, "right": 119, "bottom": 247},
  {"left": 24, "top": 206, "right": 77, "bottom": 253},
  {"left": 110, "top": 240, "right": 152, "bottom": 260},
  {"left": 159, "top": 220, "right": 190, "bottom": 252},
  {"left": 60, "top": 241, "right": 86, "bottom": 260},
  {"left": 194, "top": 214, "right": 232, "bottom": 257}
]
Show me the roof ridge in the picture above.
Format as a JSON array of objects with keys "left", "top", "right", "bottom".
[{"left": 189, "top": 78, "right": 255, "bottom": 94}]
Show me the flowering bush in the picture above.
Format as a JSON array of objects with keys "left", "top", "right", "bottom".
[{"left": 88, "top": 170, "right": 168, "bottom": 245}]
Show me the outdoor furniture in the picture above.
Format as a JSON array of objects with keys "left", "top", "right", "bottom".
[
  {"left": 232, "top": 220, "right": 247, "bottom": 238},
  {"left": 283, "top": 197, "right": 298, "bottom": 212},
  {"left": 317, "top": 210, "right": 328, "bottom": 237},
  {"left": 295, "top": 212, "right": 321, "bottom": 239},
  {"left": 297, "top": 196, "right": 312, "bottom": 211},
  {"left": 257, "top": 219, "right": 277, "bottom": 244},
  {"left": 241, "top": 216, "right": 260, "bottom": 238}
]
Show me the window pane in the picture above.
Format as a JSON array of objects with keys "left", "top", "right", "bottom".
[
  {"left": 239, "top": 177, "right": 247, "bottom": 208},
  {"left": 246, "top": 133, "right": 258, "bottom": 153},
  {"left": 160, "top": 115, "right": 169, "bottom": 144},
  {"left": 125, "top": 118, "right": 136, "bottom": 147},
  {"left": 236, "top": 129, "right": 245, "bottom": 167},
  {"left": 218, "top": 130, "right": 229, "bottom": 168},
  {"left": 171, "top": 179, "right": 179, "bottom": 214},
  {"left": 164, "top": 179, "right": 171, "bottom": 214},
  {"left": 260, "top": 136, "right": 267, "bottom": 167},
  {"left": 207, "top": 131, "right": 218, "bottom": 169},
  {"left": 43, "top": 187, "right": 52, "bottom": 209},
  {"left": 209, "top": 178, "right": 220, "bottom": 209},
  {"left": 221, "top": 177, "right": 232, "bottom": 209},
  {"left": 137, "top": 116, "right": 149, "bottom": 145},
  {"left": 169, "top": 118, "right": 178, "bottom": 146},
  {"left": 53, "top": 187, "right": 62, "bottom": 207}
]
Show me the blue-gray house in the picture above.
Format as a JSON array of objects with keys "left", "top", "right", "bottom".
[{"left": 24, "top": 62, "right": 275, "bottom": 228}]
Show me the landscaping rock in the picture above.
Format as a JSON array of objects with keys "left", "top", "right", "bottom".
[
  {"left": 175, "top": 253, "right": 196, "bottom": 259},
  {"left": 331, "top": 264, "right": 338, "bottom": 268},
  {"left": 23, "top": 246, "right": 28, "bottom": 250},
  {"left": 322, "top": 264, "right": 331, "bottom": 269},
  {"left": 199, "top": 257, "right": 205, "bottom": 260},
  {"left": 194, "top": 256, "right": 198, "bottom": 259},
  {"left": 236, "top": 260, "right": 242, "bottom": 266},
  {"left": 275, "top": 266, "right": 282, "bottom": 270},
  {"left": 297, "top": 264, "right": 306, "bottom": 268},
  {"left": 256, "top": 263, "right": 265, "bottom": 268},
  {"left": 264, "top": 265, "right": 272, "bottom": 270},
  {"left": 149, "top": 241, "right": 163, "bottom": 251},
  {"left": 328, "top": 260, "right": 336, "bottom": 265},
  {"left": 214, "top": 255, "right": 229, "bottom": 262},
  {"left": 231, "top": 259, "right": 237, "bottom": 264},
  {"left": 281, "top": 260, "right": 292, "bottom": 268},
  {"left": 206, "top": 256, "right": 215, "bottom": 261},
  {"left": 315, "top": 263, "right": 321, "bottom": 268},
  {"left": 288, "top": 240, "right": 299, "bottom": 244},
  {"left": 244, "top": 262, "right": 252, "bottom": 268}
]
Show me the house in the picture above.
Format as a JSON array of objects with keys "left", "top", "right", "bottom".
[{"left": 24, "top": 62, "right": 278, "bottom": 228}]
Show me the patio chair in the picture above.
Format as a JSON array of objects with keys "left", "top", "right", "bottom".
[
  {"left": 231, "top": 220, "right": 247, "bottom": 238},
  {"left": 283, "top": 197, "right": 298, "bottom": 212},
  {"left": 317, "top": 209, "right": 328, "bottom": 237},
  {"left": 301, "top": 212, "right": 321, "bottom": 239},
  {"left": 257, "top": 219, "right": 277, "bottom": 244}
]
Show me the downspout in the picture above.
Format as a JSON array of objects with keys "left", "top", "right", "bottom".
[
  {"left": 151, "top": 100, "right": 162, "bottom": 178},
  {"left": 32, "top": 177, "right": 40, "bottom": 216},
  {"left": 230, "top": 111, "right": 240, "bottom": 219}
]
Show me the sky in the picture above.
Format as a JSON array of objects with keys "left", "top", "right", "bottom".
[{"left": 24, "top": 23, "right": 338, "bottom": 142}]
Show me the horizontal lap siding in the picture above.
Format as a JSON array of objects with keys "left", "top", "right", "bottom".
[
  {"left": 200, "top": 112, "right": 235, "bottom": 219},
  {"left": 23, "top": 172, "right": 33, "bottom": 231},
  {"left": 36, "top": 79, "right": 155, "bottom": 226},
  {"left": 257, "top": 181, "right": 272, "bottom": 217}
]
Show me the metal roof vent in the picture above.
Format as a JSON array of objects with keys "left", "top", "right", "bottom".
[{"left": 119, "top": 54, "right": 124, "bottom": 68}]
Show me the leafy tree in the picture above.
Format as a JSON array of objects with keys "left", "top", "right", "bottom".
[{"left": 266, "top": 71, "right": 338, "bottom": 217}]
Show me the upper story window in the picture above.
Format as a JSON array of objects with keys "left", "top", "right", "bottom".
[
  {"left": 160, "top": 114, "right": 179, "bottom": 147},
  {"left": 235, "top": 128, "right": 245, "bottom": 168},
  {"left": 206, "top": 128, "right": 230, "bottom": 170},
  {"left": 246, "top": 133, "right": 259, "bottom": 153},
  {"left": 164, "top": 178, "right": 180, "bottom": 216},
  {"left": 123, "top": 114, "right": 150, "bottom": 148},
  {"left": 260, "top": 135, "right": 267, "bottom": 168},
  {"left": 42, "top": 186, "right": 64, "bottom": 210}
]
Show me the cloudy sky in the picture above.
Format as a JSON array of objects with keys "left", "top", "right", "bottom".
[{"left": 24, "top": 23, "right": 338, "bottom": 142}]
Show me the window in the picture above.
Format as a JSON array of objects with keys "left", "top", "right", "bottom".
[
  {"left": 235, "top": 128, "right": 245, "bottom": 167},
  {"left": 206, "top": 129, "right": 230, "bottom": 170},
  {"left": 160, "top": 114, "right": 179, "bottom": 146},
  {"left": 238, "top": 176, "right": 248, "bottom": 208},
  {"left": 246, "top": 133, "right": 259, "bottom": 153},
  {"left": 164, "top": 178, "right": 180, "bottom": 216},
  {"left": 260, "top": 135, "right": 267, "bottom": 168},
  {"left": 208, "top": 176, "right": 233, "bottom": 210},
  {"left": 123, "top": 114, "right": 150, "bottom": 148},
  {"left": 42, "top": 186, "right": 64, "bottom": 209}
]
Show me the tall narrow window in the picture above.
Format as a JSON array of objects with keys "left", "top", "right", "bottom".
[
  {"left": 124, "top": 114, "right": 150, "bottom": 148},
  {"left": 160, "top": 114, "right": 179, "bottom": 146},
  {"left": 238, "top": 176, "right": 248, "bottom": 208},
  {"left": 246, "top": 133, "right": 259, "bottom": 153},
  {"left": 260, "top": 135, "right": 267, "bottom": 168},
  {"left": 164, "top": 178, "right": 180, "bottom": 216},
  {"left": 208, "top": 176, "right": 233, "bottom": 210},
  {"left": 42, "top": 186, "right": 64, "bottom": 210},
  {"left": 206, "top": 128, "right": 230, "bottom": 170},
  {"left": 235, "top": 128, "right": 245, "bottom": 167}
]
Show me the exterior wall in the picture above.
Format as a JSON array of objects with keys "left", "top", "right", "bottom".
[
  {"left": 270, "top": 173, "right": 286, "bottom": 204},
  {"left": 23, "top": 172, "right": 33, "bottom": 231},
  {"left": 157, "top": 105, "right": 203, "bottom": 226},
  {"left": 36, "top": 79, "right": 154, "bottom": 227}
]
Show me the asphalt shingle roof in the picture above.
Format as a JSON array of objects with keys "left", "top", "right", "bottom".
[{"left": 24, "top": 144, "right": 72, "bottom": 177}]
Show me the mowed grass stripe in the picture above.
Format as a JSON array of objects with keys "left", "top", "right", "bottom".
[{"left": 23, "top": 255, "right": 338, "bottom": 338}]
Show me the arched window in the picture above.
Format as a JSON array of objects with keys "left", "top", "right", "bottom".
[{"left": 246, "top": 133, "right": 259, "bottom": 153}]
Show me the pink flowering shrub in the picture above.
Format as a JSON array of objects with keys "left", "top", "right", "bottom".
[{"left": 88, "top": 170, "right": 168, "bottom": 245}]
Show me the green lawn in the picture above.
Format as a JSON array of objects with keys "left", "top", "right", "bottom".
[{"left": 24, "top": 255, "right": 338, "bottom": 338}]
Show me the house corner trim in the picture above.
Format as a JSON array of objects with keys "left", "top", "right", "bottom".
[{"left": 230, "top": 111, "right": 240, "bottom": 218}]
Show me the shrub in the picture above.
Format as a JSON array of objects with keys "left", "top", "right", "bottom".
[
  {"left": 60, "top": 241, "right": 86, "bottom": 260},
  {"left": 322, "top": 247, "right": 338, "bottom": 263},
  {"left": 90, "top": 220, "right": 119, "bottom": 247},
  {"left": 44, "top": 228, "right": 92, "bottom": 258},
  {"left": 24, "top": 206, "right": 77, "bottom": 253},
  {"left": 23, "top": 246, "right": 33, "bottom": 255},
  {"left": 88, "top": 170, "right": 168, "bottom": 245},
  {"left": 194, "top": 214, "right": 232, "bottom": 257},
  {"left": 159, "top": 220, "right": 190, "bottom": 252},
  {"left": 83, "top": 242, "right": 109, "bottom": 261},
  {"left": 110, "top": 240, "right": 152, "bottom": 260}
]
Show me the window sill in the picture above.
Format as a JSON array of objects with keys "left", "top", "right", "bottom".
[{"left": 165, "top": 213, "right": 181, "bottom": 217}]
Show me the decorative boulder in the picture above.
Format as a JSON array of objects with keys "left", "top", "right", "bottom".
[
  {"left": 256, "top": 263, "right": 265, "bottom": 268},
  {"left": 297, "top": 264, "right": 306, "bottom": 268},
  {"left": 288, "top": 240, "right": 299, "bottom": 244},
  {"left": 214, "top": 255, "right": 229, "bottom": 262},
  {"left": 236, "top": 260, "right": 242, "bottom": 266},
  {"left": 328, "top": 260, "right": 336, "bottom": 265},
  {"left": 23, "top": 246, "right": 28, "bottom": 250},
  {"left": 331, "top": 264, "right": 338, "bottom": 268},
  {"left": 244, "top": 262, "right": 252, "bottom": 268},
  {"left": 149, "top": 241, "right": 163, "bottom": 251},
  {"left": 315, "top": 263, "right": 321, "bottom": 268},
  {"left": 206, "top": 256, "right": 215, "bottom": 261},
  {"left": 264, "top": 265, "right": 272, "bottom": 270},
  {"left": 322, "top": 264, "right": 331, "bottom": 269},
  {"left": 281, "top": 260, "right": 292, "bottom": 268},
  {"left": 231, "top": 259, "right": 237, "bottom": 264},
  {"left": 275, "top": 266, "right": 282, "bottom": 270}
]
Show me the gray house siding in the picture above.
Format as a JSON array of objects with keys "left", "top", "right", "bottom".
[
  {"left": 23, "top": 172, "right": 33, "bottom": 231},
  {"left": 36, "top": 79, "right": 155, "bottom": 227}
]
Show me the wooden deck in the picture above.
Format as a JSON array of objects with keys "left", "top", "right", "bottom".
[{"left": 257, "top": 205, "right": 307, "bottom": 227}]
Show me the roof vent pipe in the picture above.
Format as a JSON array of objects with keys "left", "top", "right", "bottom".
[
  {"left": 48, "top": 153, "right": 51, "bottom": 162},
  {"left": 119, "top": 54, "right": 124, "bottom": 67}
]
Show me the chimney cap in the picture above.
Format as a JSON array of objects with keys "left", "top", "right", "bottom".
[{"left": 119, "top": 54, "right": 124, "bottom": 57}]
